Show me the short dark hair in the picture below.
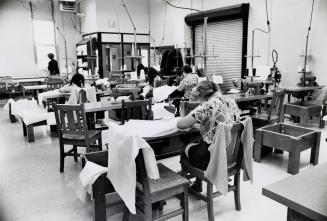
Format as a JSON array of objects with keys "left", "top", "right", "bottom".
[
  {"left": 48, "top": 53, "right": 54, "bottom": 59},
  {"left": 182, "top": 65, "right": 192, "bottom": 74},
  {"left": 70, "top": 73, "right": 85, "bottom": 87}
]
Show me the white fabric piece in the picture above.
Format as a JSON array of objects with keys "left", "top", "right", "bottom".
[
  {"left": 4, "top": 99, "right": 38, "bottom": 116},
  {"left": 240, "top": 117, "right": 254, "bottom": 183},
  {"left": 107, "top": 122, "right": 159, "bottom": 214},
  {"left": 84, "top": 86, "right": 97, "bottom": 103},
  {"left": 152, "top": 102, "right": 174, "bottom": 119},
  {"left": 20, "top": 109, "right": 53, "bottom": 125},
  {"left": 38, "top": 89, "right": 63, "bottom": 106},
  {"left": 77, "top": 161, "right": 108, "bottom": 203},
  {"left": 153, "top": 85, "right": 177, "bottom": 103},
  {"left": 204, "top": 123, "right": 232, "bottom": 194}
]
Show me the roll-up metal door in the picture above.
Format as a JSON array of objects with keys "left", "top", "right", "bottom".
[{"left": 194, "top": 19, "right": 243, "bottom": 91}]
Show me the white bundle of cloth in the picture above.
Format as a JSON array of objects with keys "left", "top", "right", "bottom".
[{"left": 153, "top": 85, "right": 177, "bottom": 103}]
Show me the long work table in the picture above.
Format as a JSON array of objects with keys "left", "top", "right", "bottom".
[{"left": 263, "top": 162, "right": 327, "bottom": 221}]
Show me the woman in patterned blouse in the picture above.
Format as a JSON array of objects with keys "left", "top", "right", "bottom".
[{"left": 177, "top": 80, "right": 241, "bottom": 192}]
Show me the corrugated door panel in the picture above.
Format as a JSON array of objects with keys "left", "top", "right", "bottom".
[{"left": 194, "top": 19, "right": 243, "bottom": 91}]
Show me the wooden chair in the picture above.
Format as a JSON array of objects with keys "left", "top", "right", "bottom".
[
  {"left": 252, "top": 90, "right": 285, "bottom": 129},
  {"left": 123, "top": 150, "right": 189, "bottom": 221},
  {"left": 180, "top": 123, "right": 244, "bottom": 221},
  {"left": 53, "top": 103, "right": 102, "bottom": 172},
  {"left": 121, "top": 99, "right": 152, "bottom": 125}
]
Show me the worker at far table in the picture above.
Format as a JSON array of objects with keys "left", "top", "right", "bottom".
[
  {"left": 47, "top": 53, "right": 60, "bottom": 76},
  {"left": 169, "top": 65, "right": 199, "bottom": 116}
]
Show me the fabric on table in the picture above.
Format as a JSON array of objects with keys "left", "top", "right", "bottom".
[
  {"left": 153, "top": 85, "right": 177, "bottom": 103},
  {"left": 101, "top": 118, "right": 180, "bottom": 148},
  {"left": 37, "top": 89, "right": 62, "bottom": 106},
  {"left": 107, "top": 122, "right": 159, "bottom": 214},
  {"left": 3, "top": 98, "right": 38, "bottom": 116},
  {"left": 152, "top": 102, "right": 174, "bottom": 119},
  {"left": 20, "top": 108, "right": 54, "bottom": 125},
  {"left": 76, "top": 161, "right": 108, "bottom": 203}
]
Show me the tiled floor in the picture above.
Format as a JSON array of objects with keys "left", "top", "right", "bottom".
[{"left": 0, "top": 107, "right": 326, "bottom": 221}]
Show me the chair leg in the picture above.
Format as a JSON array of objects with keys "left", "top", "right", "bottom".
[
  {"left": 73, "top": 145, "right": 78, "bottom": 162},
  {"left": 59, "top": 142, "right": 65, "bottom": 173},
  {"left": 98, "top": 135, "right": 102, "bottom": 151},
  {"left": 22, "top": 122, "right": 27, "bottom": 136},
  {"left": 234, "top": 171, "right": 241, "bottom": 211},
  {"left": 122, "top": 206, "right": 130, "bottom": 221},
  {"left": 182, "top": 184, "right": 189, "bottom": 221},
  {"left": 144, "top": 201, "right": 152, "bottom": 221},
  {"left": 206, "top": 182, "right": 214, "bottom": 221}
]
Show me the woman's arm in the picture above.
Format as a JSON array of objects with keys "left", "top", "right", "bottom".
[
  {"left": 176, "top": 81, "right": 186, "bottom": 92},
  {"left": 59, "top": 84, "right": 71, "bottom": 93},
  {"left": 177, "top": 114, "right": 197, "bottom": 129}
]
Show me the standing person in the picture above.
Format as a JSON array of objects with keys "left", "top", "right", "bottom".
[
  {"left": 47, "top": 53, "right": 60, "bottom": 76},
  {"left": 177, "top": 80, "right": 241, "bottom": 192}
]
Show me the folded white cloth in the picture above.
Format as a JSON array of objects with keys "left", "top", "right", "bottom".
[
  {"left": 107, "top": 122, "right": 159, "bottom": 214},
  {"left": 152, "top": 103, "right": 175, "bottom": 119},
  {"left": 77, "top": 161, "right": 108, "bottom": 203},
  {"left": 4, "top": 99, "right": 39, "bottom": 116},
  {"left": 153, "top": 85, "right": 177, "bottom": 103}
]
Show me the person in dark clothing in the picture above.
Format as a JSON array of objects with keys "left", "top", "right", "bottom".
[{"left": 47, "top": 53, "right": 60, "bottom": 76}]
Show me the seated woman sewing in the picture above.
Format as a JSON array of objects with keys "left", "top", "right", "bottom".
[
  {"left": 139, "top": 67, "right": 162, "bottom": 99},
  {"left": 177, "top": 80, "right": 241, "bottom": 192},
  {"left": 59, "top": 73, "right": 85, "bottom": 104},
  {"left": 169, "top": 65, "right": 199, "bottom": 116}
]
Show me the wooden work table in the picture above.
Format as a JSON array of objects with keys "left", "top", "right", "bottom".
[
  {"left": 263, "top": 162, "right": 327, "bottom": 221},
  {"left": 281, "top": 85, "right": 325, "bottom": 102}
]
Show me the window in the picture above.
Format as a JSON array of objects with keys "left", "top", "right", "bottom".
[{"left": 33, "top": 20, "right": 56, "bottom": 73}]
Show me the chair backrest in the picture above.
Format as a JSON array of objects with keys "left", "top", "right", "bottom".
[
  {"left": 226, "top": 123, "right": 244, "bottom": 171},
  {"left": 154, "top": 79, "right": 168, "bottom": 88},
  {"left": 121, "top": 99, "right": 152, "bottom": 125},
  {"left": 53, "top": 103, "right": 89, "bottom": 138},
  {"left": 47, "top": 77, "right": 64, "bottom": 91},
  {"left": 79, "top": 89, "right": 88, "bottom": 104},
  {"left": 268, "top": 90, "right": 285, "bottom": 120}
]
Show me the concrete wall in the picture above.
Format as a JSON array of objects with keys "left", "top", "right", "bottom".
[
  {"left": 0, "top": 0, "right": 81, "bottom": 78},
  {"left": 149, "top": 0, "right": 326, "bottom": 86}
]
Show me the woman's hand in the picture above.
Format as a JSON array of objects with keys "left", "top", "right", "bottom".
[{"left": 177, "top": 114, "right": 197, "bottom": 130}]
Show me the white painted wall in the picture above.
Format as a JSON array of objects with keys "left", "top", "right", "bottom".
[
  {"left": 80, "top": 0, "right": 97, "bottom": 33},
  {"left": 95, "top": 0, "right": 149, "bottom": 33},
  {"left": 0, "top": 1, "right": 36, "bottom": 77},
  {"left": 0, "top": 0, "right": 81, "bottom": 78},
  {"left": 149, "top": 0, "right": 326, "bottom": 86}
]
